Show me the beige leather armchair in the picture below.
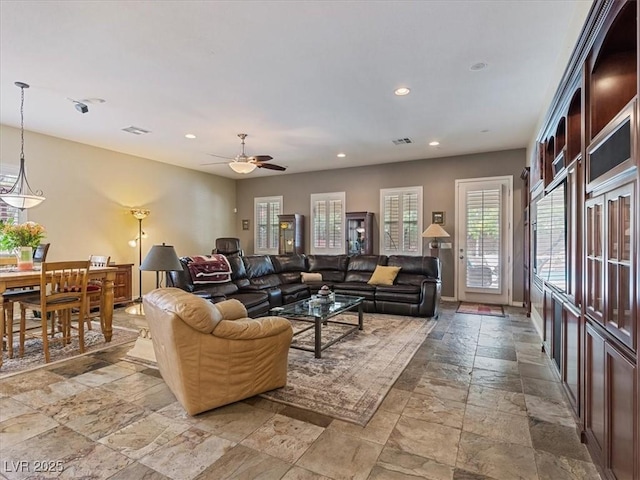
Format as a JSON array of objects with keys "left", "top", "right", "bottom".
[{"left": 143, "top": 288, "right": 293, "bottom": 415}]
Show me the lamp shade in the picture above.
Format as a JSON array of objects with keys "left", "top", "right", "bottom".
[
  {"left": 0, "top": 192, "right": 45, "bottom": 209},
  {"left": 422, "top": 223, "right": 450, "bottom": 238},
  {"left": 131, "top": 208, "right": 150, "bottom": 220},
  {"left": 140, "top": 244, "right": 183, "bottom": 272}
]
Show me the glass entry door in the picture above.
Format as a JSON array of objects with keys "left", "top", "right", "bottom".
[{"left": 456, "top": 176, "right": 512, "bottom": 305}]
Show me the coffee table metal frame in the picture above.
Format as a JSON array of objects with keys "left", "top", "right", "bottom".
[{"left": 272, "top": 294, "right": 364, "bottom": 358}]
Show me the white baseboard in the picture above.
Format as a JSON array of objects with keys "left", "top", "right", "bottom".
[{"left": 441, "top": 296, "right": 456, "bottom": 302}]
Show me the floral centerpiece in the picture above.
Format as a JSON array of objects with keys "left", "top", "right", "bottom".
[{"left": 0, "top": 220, "right": 46, "bottom": 270}]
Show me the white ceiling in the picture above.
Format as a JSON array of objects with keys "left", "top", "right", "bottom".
[{"left": 0, "top": 1, "right": 592, "bottom": 179}]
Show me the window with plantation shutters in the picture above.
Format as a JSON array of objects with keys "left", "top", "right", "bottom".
[
  {"left": 310, "top": 192, "right": 345, "bottom": 254},
  {"left": 254, "top": 196, "right": 282, "bottom": 254},
  {"left": 380, "top": 186, "right": 422, "bottom": 256},
  {"left": 465, "top": 187, "right": 501, "bottom": 289}
]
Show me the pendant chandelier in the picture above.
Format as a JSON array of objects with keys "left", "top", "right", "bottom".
[{"left": 0, "top": 82, "right": 45, "bottom": 210}]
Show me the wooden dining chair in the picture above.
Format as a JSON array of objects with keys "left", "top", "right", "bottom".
[
  {"left": 2, "top": 244, "right": 51, "bottom": 356},
  {"left": 33, "top": 243, "right": 50, "bottom": 265},
  {"left": 85, "top": 255, "right": 111, "bottom": 330},
  {"left": 18, "top": 260, "right": 90, "bottom": 363}
]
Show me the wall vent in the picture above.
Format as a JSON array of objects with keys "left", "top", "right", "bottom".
[
  {"left": 392, "top": 137, "right": 413, "bottom": 145},
  {"left": 122, "top": 126, "right": 151, "bottom": 135}
]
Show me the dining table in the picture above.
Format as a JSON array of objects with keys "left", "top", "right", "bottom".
[{"left": 0, "top": 265, "right": 118, "bottom": 368}]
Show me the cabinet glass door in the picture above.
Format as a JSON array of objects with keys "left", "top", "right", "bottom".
[
  {"left": 280, "top": 222, "right": 295, "bottom": 254},
  {"left": 347, "top": 218, "right": 366, "bottom": 255},
  {"left": 605, "top": 184, "right": 635, "bottom": 350},
  {"left": 585, "top": 197, "right": 604, "bottom": 323}
]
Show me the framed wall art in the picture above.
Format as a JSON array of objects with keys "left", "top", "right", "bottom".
[{"left": 432, "top": 211, "right": 445, "bottom": 225}]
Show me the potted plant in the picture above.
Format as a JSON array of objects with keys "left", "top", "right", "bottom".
[{"left": 0, "top": 220, "right": 46, "bottom": 270}]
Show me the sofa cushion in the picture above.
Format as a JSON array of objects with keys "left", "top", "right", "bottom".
[
  {"left": 308, "top": 254, "right": 348, "bottom": 271},
  {"left": 198, "top": 282, "right": 239, "bottom": 297},
  {"left": 375, "top": 284, "right": 421, "bottom": 295},
  {"left": 387, "top": 255, "right": 440, "bottom": 279},
  {"left": 347, "top": 255, "right": 387, "bottom": 271},
  {"left": 301, "top": 272, "right": 322, "bottom": 283},
  {"left": 279, "top": 282, "right": 309, "bottom": 302},
  {"left": 374, "top": 284, "right": 421, "bottom": 303},
  {"left": 271, "top": 254, "right": 307, "bottom": 273},
  {"left": 243, "top": 255, "right": 276, "bottom": 278},
  {"left": 344, "top": 255, "right": 387, "bottom": 283},
  {"left": 333, "top": 282, "right": 376, "bottom": 300},
  {"left": 227, "top": 255, "right": 247, "bottom": 281},
  {"left": 279, "top": 271, "right": 303, "bottom": 285},
  {"left": 249, "top": 274, "right": 281, "bottom": 290},
  {"left": 227, "top": 292, "right": 269, "bottom": 310},
  {"left": 368, "top": 265, "right": 401, "bottom": 286}
]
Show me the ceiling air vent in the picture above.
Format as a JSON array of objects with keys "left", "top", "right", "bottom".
[
  {"left": 392, "top": 137, "right": 413, "bottom": 145},
  {"left": 122, "top": 126, "right": 151, "bottom": 135}
]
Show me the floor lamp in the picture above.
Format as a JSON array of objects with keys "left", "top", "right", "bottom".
[{"left": 130, "top": 208, "right": 150, "bottom": 304}]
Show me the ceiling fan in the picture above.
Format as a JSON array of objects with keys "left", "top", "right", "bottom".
[{"left": 203, "top": 133, "right": 286, "bottom": 174}]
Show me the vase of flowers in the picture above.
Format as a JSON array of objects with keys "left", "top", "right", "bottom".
[{"left": 0, "top": 220, "right": 46, "bottom": 271}]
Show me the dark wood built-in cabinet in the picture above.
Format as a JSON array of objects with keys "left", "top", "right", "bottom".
[
  {"left": 278, "top": 214, "right": 304, "bottom": 255},
  {"left": 345, "top": 212, "right": 374, "bottom": 255},
  {"left": 528, "top": 1, "right": 638, "bottom": 478}
]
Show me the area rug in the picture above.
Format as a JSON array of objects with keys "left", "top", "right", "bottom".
[
  {"left": 260, "top": 312, "right": 436, "bottom": 426},
  {"left": 456, "top": 302, "right": 505, "bottom": 317},
  {"left": 1, "top": 320, "right": 139, "bottom": 378}
]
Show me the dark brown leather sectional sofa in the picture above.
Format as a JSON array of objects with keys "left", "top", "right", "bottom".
[{"left": 168, "top": 253, "right": 441, "bottom": 318}]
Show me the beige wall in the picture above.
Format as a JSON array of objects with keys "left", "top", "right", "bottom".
[
  {"left": 0, "top": 125, "right": 236, "bottom": 298},
  {"left": 236, "top": 149, "right": 526, "bottom": 301}
]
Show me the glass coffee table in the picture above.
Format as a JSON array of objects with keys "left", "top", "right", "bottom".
[{"left": 272, "top": 294, "right": 364, "bottom": 358}]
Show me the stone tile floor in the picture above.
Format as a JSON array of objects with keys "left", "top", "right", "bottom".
[{"left": 0, "top": 302, "right": 602, "bottom": 480}]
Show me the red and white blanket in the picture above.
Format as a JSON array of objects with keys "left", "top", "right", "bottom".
[{"left": 184, "top": 254, "right": 232, "bottom": 284}]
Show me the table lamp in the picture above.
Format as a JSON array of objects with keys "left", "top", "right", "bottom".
[
  {"left": 422, "top": 223, "right": 450, "bottom": 253},
  {"left": 140, "top": 243, "right": 183, "bottom": 288}
]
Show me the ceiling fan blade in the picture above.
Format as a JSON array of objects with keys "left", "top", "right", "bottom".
[
  {"left": 200, "top": 161, "right": 229, "bottom": 166},
  {"left": 207, "top": 153, "right": 234, "bottom": 160},
  {"left": 257, "top": 162, "right": 286, "bottom": 171},
  {"left": 251, "top": 155, "right": 273, "bottom": 162}
]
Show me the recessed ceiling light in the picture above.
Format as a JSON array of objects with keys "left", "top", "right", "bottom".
[
  {"left": 429, "top": 141, "right": 440, "bottom": 146},
  {"left": 470, "top": 62, "right": 488, "bottom": 71},
  {"left": 185, "top": 133, "right": 196, "bottom": 139},
  {"left": 394, "top": 87, "right": 411, "bottom": 96},
  {"left": 481, "top": 129, "right": 490, "bottom": 133},
  {"left": 82, "top": 98, "right": 106, "bottom": 104},
  {"left": 337, "top": 153, "right": 346, "bottom": 158}
]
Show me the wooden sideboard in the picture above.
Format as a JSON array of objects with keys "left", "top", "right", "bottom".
[{"left": 110, "top": 263, "right": 133, "bottom": 306}]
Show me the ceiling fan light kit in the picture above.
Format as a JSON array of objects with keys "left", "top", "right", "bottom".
[
  {"left": 229, "top": 161, "right": 257, "bottom": 174},
  {"left": 204, "top": 133, "right": 286, "bottom": 174}
]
